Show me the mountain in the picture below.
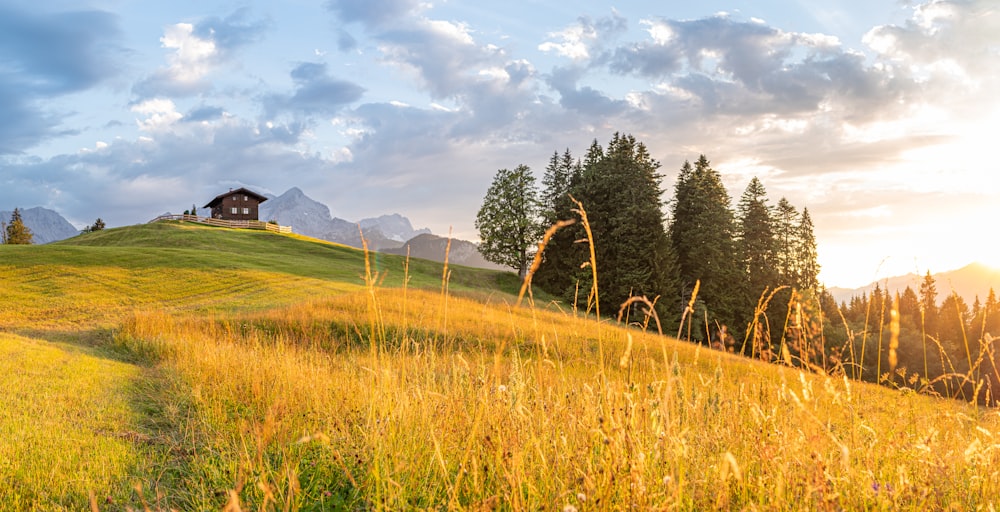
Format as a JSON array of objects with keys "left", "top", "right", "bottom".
[
  {"left": 0, "top": 207, "right": 79, "bottom": 244},
  {"left": 382, "top": 233, "right": 506, "bottom": 271},
  {"left": 258, "top": 187, "right": 428, "bottom": 250},
  {"left": 827, "top": 262, "right": 1000, "bottom": 305},
  {"left": 359, "top": 214, "right": 431, "bottom": 242}
]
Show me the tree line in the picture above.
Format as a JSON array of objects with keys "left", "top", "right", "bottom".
[
  {"left": 475, "top": 133, "right": 819, "bottom": 351},
  {"left": 835, "top": 272, "right": 1000, "bottom": 402},
  {"left": 475, "top": 132, "right": 1000, "bottom": 404}
]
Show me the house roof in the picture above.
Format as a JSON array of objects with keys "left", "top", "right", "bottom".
[{"left": 203, "top": 187, "right": 269, "bottom": 208}]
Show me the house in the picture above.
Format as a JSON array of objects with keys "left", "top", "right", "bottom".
[{"left": 203, "top": 187, "right": 268, "bottom": 221}]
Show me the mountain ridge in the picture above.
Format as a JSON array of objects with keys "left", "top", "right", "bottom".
[{"left": 827, "top": 262, "right": 1000, "bottom": 305}]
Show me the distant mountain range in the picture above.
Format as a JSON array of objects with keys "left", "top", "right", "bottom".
[
  {"left": 382, "top": 233, "right": 506, "bottom": 271},
  {"left": 258, "top": 187, "right": 431, "bottom": 250},
  {"left": 827, "top": 262, "right": 1000, "bottom": 305},
  {"left": 258, "top": 187, "right": 498, "bottom": 270},
  {"left": 0, "top": 207, "right": 80, "bottom": 244}
]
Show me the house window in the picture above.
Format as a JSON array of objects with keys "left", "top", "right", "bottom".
[
  {"left": 232, "top": 196, "right": 238, "bottom": 201},
  {"left": 243, "top": 195, "right": 248, "bottom": 201},
  {"left": 242, "top": 208, "right": 250, "bottom": 215},
  {"left": 231, "top": 207, "right": 238, "bottom": 214}
]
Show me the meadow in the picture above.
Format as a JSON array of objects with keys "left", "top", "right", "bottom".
[{"left": 1, "top": 221, "right": 998, "bottom": 510}]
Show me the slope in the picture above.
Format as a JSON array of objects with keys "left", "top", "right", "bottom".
[
  {"left": 2, "top": 220, "right": 999, "bottom": 510},
  {"left": 0, "top": 220, "right": 519, "bottom": 330}
]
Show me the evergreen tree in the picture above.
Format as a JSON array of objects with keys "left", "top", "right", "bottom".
[
  {"left": 668, "top": 155, "right": 742, "bottom": 335},
  {"left": 919, "top": 271, "right": 939, "bottom": 336},
  {"left": 736, "top": 177, "right": 778, "bottom": 309},
  {"left": 572, "top": 133, "right": 678, "bottom": 317},
  {"left": 475, "top": 164, "right": 542, "bottom": 281},
  {"left": 534, "top": 149, "right": 585, "bottom": 296},
  {"left": 898, "top": 286, "right": 921, "bottom": 327},
  {"left": 795, "top": 208, "right": 820, "bottom": 290},
  {"left": 4, "top": 208, "right": 33, "bottom": 245},
  {"left": 773, "top": 197, "right": 800, "bottom": 285},
  {"left": 939, "top": 292, "right": 971, "bottom": 370}
]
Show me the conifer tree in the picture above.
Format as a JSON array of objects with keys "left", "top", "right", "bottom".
[
  {"left": 795, "top": 208, "right": 820, "bottom": 291},
  {"left": 919, "top": 271, "right": 939, "bottom": 336},
  {"left": 4, "top": 208, "right": 33, "bottom": 245},
  {"left": 572, "top": 133, "right": 677, "bottom": 317},
  {"left": 773, "top": 197, "right": 800, "bottom": 285},
  {"left": 475, "top": 164, "right": 542, "bottom": 281},
  {"left": 534, "top": 149, "right": 584, "bottom": 296},
  {"left": 736, "top": 177, "right": 778, "bottom": 308},
  {"left": 668, "top": 155, "right": 741, "bottom": 334}
]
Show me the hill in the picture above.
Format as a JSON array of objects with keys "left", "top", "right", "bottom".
[
  {"left": 828, "top": 262, "right": 1000, "bottom": 304},
  {"left": 0, "top": 221, "right": 517, "bottom": 330},
  {"left": 2, "top": 220, "right": 999, "bottom": 509}
]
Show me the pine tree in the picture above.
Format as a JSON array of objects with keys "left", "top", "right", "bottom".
[
  {"left": 795, "top": 208, "right": 820, "bottom": 291},
  {"left": 736, "top": 177, "right": 777, "bottom": 309},
  {"left": 572, "top": 133, "right": 678, "bottom": 317},
  {"left": 4, "top": 208, "right": 33, "bottom": 245},
  {"left": 919, "top": 271, "right": 939, "bottom": 336},
  {"left": 773, "top": 197, "right": 800, "bottom": 285},
  {"left": 668, "top": 155, "right": 741, "bottom": 335},
  {"left": 534, "top": 150, "right": 585, "bottom": 297},
  {"left": 475, "top": 164, "right": 542, "bottom": 281}
]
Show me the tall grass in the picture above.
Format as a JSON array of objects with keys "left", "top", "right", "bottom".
[{"left": 4, "top": 214, "right": 1000, "bottom": 509}]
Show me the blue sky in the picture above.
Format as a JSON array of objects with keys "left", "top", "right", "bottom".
[{"left": 1, "top": 0, "right": 998, "bottom": 288}]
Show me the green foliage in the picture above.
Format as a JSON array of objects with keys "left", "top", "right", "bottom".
[
  {"left": 475, "top": 164, "right": 543, "bottom": 280},
  {"left": 737, "top": 177, "right": 778, "bottom": 310},
  {"left": 4, "top": 208, "right": 33, "bottom": 244},
  {"left": 572, "top": 133, "right": 677, "bottom": 316},
  {"left": 669, "top": 155, "right": 741, "bottom": 333},
  {"left": 82, "top": 217, "right": 106, "bottom": 233},
  {"left": 534, "top": 149, "right": 586, "bottom": 297}
]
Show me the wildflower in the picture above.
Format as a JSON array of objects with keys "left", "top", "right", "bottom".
[
  {"left": 497, "top": 384, "right": 507, "bottom": 393},
  {"left": 577, "top": 492, "right": 587, "bottom": 502},
  {"left": 563, "top": 505, "right": 578, "bottom": 512},
  {"left": 663, "top": 475, "right": 673, "bottom": 486}
]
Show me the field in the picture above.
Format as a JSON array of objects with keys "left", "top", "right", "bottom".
[{"left": 1, "top": 221, "right": 998, "bottom": 510}]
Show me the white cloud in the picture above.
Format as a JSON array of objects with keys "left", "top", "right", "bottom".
[
  {"left": 161, "top": 23, "right": 217, "bottom": 83},
  {"left": 130, "top": 98, "right": 183, "bottom": 132}
]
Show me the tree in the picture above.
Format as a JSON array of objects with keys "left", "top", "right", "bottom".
[
  {"left": 475, "top": 164, "right": 542, "bottom": 281},
  {"left": 668, "top": 155, "right": 742, "bottom": 335},
  {"left": 534, "top": 149, "right": 585, "bottom": 297},
  {"left": 570, "top": 134, "right": 678, "bottom": 317},
  {"left": 4, "top": 208, "right": 33, "bottom": 245},
  {"left": 736, "top": 177, "right": 778, "bottom": 309},
  {"left": 773, "top": 197, "right": 800, "bottom": 285},
  {"left": 919, "top": 271, "right": 939, "bottom": 336},
  {"left": 795, "top": 208, "right": 820, "bottom": 291},
  {"left": 82, "top": 218, "right": 106, "bottom": 233}
]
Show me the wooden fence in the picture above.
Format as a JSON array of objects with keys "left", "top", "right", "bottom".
[{"left": 149, "top": 214, "right": 292, "bottom": 234}]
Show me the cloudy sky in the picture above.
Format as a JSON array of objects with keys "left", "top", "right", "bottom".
[{"left": 2, "top": 0, "right": 998, "bottom": 288}]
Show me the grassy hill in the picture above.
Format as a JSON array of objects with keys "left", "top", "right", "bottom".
[{"left": 2, "top": 220, "right": 999, "bottom": 510}]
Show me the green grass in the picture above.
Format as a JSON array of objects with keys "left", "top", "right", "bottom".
[
  {"left": 2, "top": 220, "right": 1000, "bottom": 509},
  {"left": 0, "top": 333, "right": 156, "bottom": 510}
]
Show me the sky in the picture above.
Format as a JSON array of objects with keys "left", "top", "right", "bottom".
[{"left": 1, "top": 0, "right": 998, "bottom": 288}]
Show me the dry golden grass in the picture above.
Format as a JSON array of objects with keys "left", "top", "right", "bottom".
[
  {"left": 4, "top": 221, "right": 1000, "bottom": 510},
  {"left": 111, "top": 287, "right": 1000, "bottom": 510}
]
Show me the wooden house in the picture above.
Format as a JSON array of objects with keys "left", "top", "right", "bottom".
[{"left": 204, "top": 187, "right": 268, "bottom": 221}]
